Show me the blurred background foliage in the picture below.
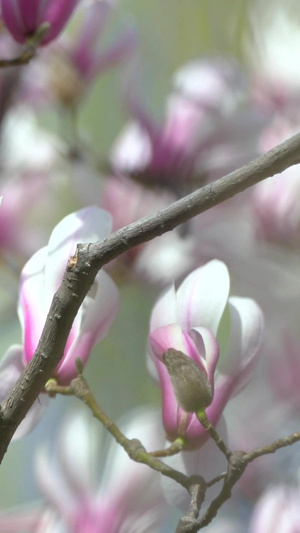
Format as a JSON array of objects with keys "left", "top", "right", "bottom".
[{"left": 1, "top": 0, "right": 300, "bottom": 530}]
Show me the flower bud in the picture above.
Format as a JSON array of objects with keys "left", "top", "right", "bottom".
[{"left": 162, "top": 349, "right": 213, "bottom": 412}]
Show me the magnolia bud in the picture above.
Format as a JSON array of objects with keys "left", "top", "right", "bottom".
[{"left": 162, "top": 349, "right": 213, "bottom": 412}]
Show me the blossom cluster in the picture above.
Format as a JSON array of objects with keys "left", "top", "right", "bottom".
[{"left": 0, "top": 1, "right": 299, "bottom": 532}]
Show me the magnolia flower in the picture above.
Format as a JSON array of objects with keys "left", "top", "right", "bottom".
[
  {"left": 111, "top": 58, "right": 267, "bottom": 190},
  {"left": 0, "top": 0, "right": 79, "bottom": 46},
  {"left": 0, "top": 409, "right": 167, "bottom": 532},
  {"left": 148, "top": 259, "right": 264, "bottom": 449},
  {"left": 0, "top": 206, "right": 119, "bottom": 438},
  {"left": 249, "top": 484, "right": 300, "bottom": 533}
]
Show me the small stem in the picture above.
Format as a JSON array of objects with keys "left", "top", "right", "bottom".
[
  {"left": 0, "top": 47, "right": 36, "bottom": 68},
  {"left": 45, "top": 380, "right": 72, "bottom": 397},
  {"left": 244, "top": 432, "right": 300, "bottom": 463},
  {"left": 196, "top": 410, "right": 231, "bottom": 460},
  {"left": 206, "top": 472, "right": 227, "bottom": 487},
  {"left": 0, "top": 23, "right": 50, "bottom": 68},
  {"left": 150, "top": 438, "right": 186, "bottom": 457},
  {"left": 69, "top": 372, "right": 190, "bottom": 488}
]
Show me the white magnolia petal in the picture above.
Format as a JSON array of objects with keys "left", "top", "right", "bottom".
[
  {"left": 80, "top": 270, "right": 119, "bottom": 342},
  {"left": 111, "top": 121, "right": 152, "bottom": 173},
  {"left": 219, "top": 296, "right": 264, "bottom": 380},
  {"left": 0, "top": 504, "right": 45, "bottom": 531},
  {"left": 44, "top": 207, "right": 112, "bottom": 309},
  {"left": 177, "top": 260, "right": 230, "bottom": 335},
  {"left": 58, "top": 411, "right": 102, "bottom": 497},
  {"left": 35, "top": 447, "right": 75, "bottom": 519},
  {"left": 249, "top": 486, "right": 300, "bottom": 533},
  {"left": 99, "top": 408, "right": 165, "bottom": 497},
  {"left": 0, "top": 345, "right": 25, "bottom": 399},
  {"left": 18, "top": 247, "right": 48, "bottom": 325},
  {"left": 0, "top": 345, "right": 48, "bottom": 439},
  {"left": 150, "top": 283, "right": 177, "bottom": 332},
  {"left": 13, "top": 394, "right": 49, "bottom": 440}
]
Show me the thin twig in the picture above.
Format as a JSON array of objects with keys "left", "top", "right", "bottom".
[
  {"left": 0, "top": 23, "right": 50, "bottom": 68},
  {"left": 149, "top": 438, "right": 185, "bottom": 457},
  {"left": 60, "top": 371, "right": 191, "bottom": 489},
  {"left": 244, "top": 432, "right": 300, "bottom": 463},
  {"left": 196, "top": 410, "right": 231, "bottom": 459},
  {"left": 0, "top": 47, "right": 36, "bottom": 68}
]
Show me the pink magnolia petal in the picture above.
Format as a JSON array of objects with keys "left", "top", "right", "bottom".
[
  {"left": 206, "top": 374, "right": 236, "bottom": 428},
  {"left": 191, "top": 326, "right": 220, "bottom": 384},
  {"left": 177, "top": 259, "right": 230, "bottom": 336},
  {"left": 44, "top": 206, "right": 112, "bottom": 311},
  {"left": 18, "top": 0, "right": 40, "bottom": 31},
  {"left": 164, "top": 95, "right": 203, "bottom": 150},
  {"left": 18, "top": 247, "right": 48, "bottom": 363},
  {"left": 56, "top": 270, "right": 119, "bottom": 383},
  {"left": 1, "top": 0, "right": 27, "bottom": 43},
  {"left": 150, "top": 325, "right": 207, "bottom": 441},
  {"left": 150, "top": 324, "right": 190, "bottom": 358},
  {"left": 1, "top": 0, "right": 78, "bottom": 44},
  {"left": 42, "top": 0, "right": 79, "bottom": 45},
  {"left": 71, "top": 0, "right": 111, "bottom": 75}
]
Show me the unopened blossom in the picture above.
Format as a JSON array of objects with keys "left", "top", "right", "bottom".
[
  {"left": 249, "top": 484, "right": 300, "bottom": 533},
  {"left": 0, "top": 0, "right": 79, "bottom": 46},
  {"left": 0, "top": 206, "right": 119, "bottom": 438},
  {"left": 28, "top": 0, "right": 137, "bottom": 106},
  {"left": 148, "top": 259, "right": 264, "bottom": 449},
  {"left": 111, "top": 58, "right": 267, "bottom": 190},
  {"left": 0, "top": 409, "right": 167, "bottom": 532}
]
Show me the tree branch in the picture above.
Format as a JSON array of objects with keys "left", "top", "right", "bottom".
[{"left": 0, "top": 132, "right": 300, "bottom": 462}]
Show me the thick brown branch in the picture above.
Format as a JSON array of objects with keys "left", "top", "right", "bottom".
[{"left": 0, "top": 132, "right": 300, "bottom": 462}]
